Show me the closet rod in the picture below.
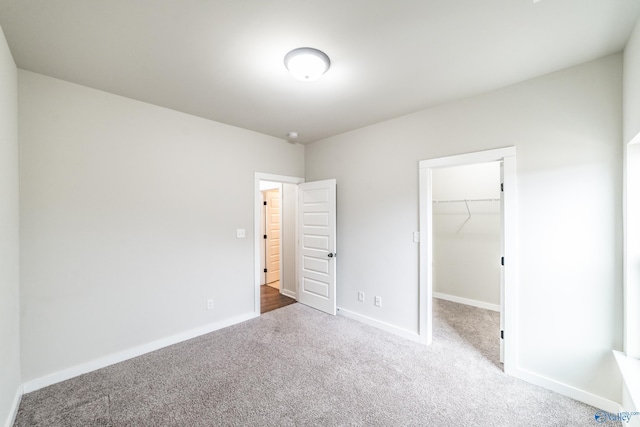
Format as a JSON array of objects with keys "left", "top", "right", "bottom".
[{"left": 432, "top": 198, "right": 500, "bottom": 204}]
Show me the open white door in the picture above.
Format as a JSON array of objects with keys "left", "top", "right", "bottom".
[
  {"left": 264, "top": 189, "right": 281, "bottom": 287},
  {"left": 297, "top": 179, "right": 337, "bottom": 315}
]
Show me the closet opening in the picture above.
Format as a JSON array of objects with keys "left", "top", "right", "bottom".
[
  {"left": 418, "top": 147, "right": 517, "bottom": 375},
  {"left": 432, "top": 161, "right": 503, "bottom": 368}
]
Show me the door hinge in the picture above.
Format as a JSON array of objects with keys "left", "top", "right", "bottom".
[
  {"left": 263, "top": 201, "right": 267, "bottom": 206},
  {"left": 263, "top": 268, "right": 267, "bottom": 273},
  {"left": 501, "top": 183, "right": 504, "bottom": 192},
  {"left": 501, "top": 256, "right": 504, "bottom": 266},
  {"left": 263, "top": 234, "right": 267, "bottom": 239},
  {"left": 501, "top": 330, "right": 504, "bottom": 339}
]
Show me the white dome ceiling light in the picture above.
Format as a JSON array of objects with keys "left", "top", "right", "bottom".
[{"left": 284, "top": 47, "right": 330, "bottom": 82}]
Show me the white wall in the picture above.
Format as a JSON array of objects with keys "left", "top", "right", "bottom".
[
  {"left": 432, "top": 162, "right": 501, "bottom": 307},
  {"left": 0, "top": 25, "right": 21, "bottom": 427},
  {"left": 305, "top": 54, "right": 622, "bottom": 402},
  {"left": 625, "top": 16, "right": 640, "bottom": 144},
  {"left": 18, "top": 70, "right": 304, "bottom": 383},
  {"left": 259, "top": 181, "right": 281, "bottom": 191},
  {"left": 281, "top": 182, "right": 297, "bottom": 297}
]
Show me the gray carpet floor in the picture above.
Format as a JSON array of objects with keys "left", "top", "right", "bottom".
[{"left": 14, "top": 299, "right": 605, "bottom": 426}]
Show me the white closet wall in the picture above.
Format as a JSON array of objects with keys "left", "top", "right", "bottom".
[{"left": 432, "top": 162, "right": 501, "bottom": 307}]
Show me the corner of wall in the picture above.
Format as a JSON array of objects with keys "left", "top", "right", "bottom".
[
  {"left": 0, "top": 22, "right": 22, "bottom": 427},
  {"left": 624, "top": 16, "right": 640, "bottom": 143}
]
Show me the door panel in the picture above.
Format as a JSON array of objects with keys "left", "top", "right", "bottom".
[
  {"left": 303, "top": 234, "right": 329, "bottom": 250},
  {"left": 303, "top": 255, "right": 329, "bottom": 274},
  {"left": 298, "top": 179, "right": 336, "bottom": 315}
]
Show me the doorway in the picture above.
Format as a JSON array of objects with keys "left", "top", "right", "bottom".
[
  {"left": 261, "top": 184, "right": 282, "bottom": 290},
  {"left": 256, "top": 177, "right": 300, "bottom": 314},
  {"left": 418, "top": 147, "right": 517, "bottom": 374},
  {"left": 254, "top": 173, "right": 338, "bottom": 317},
  {"left": 259, "top": 180, "right": 296, "bottom": 314},
  {"left": 432, "top": 161, "right": 502, "bottom": 366}
]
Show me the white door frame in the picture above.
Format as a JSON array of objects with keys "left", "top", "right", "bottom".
[
  {"left": 418, "top": 147, "right": 518, "bottom": 374},
  {"left": 254, "top": 173, "right": 305, "bottom": 316}
]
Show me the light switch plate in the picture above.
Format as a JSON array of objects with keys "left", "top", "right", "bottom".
[{"left": 236, "top": 229, "right": 246, "bottom": 239}]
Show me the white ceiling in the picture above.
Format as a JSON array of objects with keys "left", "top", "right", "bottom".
[{"left": 1, "top": 0, "right": 639, "bottom": 144}]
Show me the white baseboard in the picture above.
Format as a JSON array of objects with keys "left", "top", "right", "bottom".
[
  {"left": 512, "top": 366, "right": 620, "bottom": 413},
  {"left": 281, "top": 289, "right": 297, "bottom": 300},
  {"left": 337, "top": 307, "right": 420, "bottom": 343},
  {"left": 433, "top": 292, "right": 500, "bottom": 312},
  {"left": 22, "top": 312, "right": 258, "bottom": 394},
  {"left": 4, "top": 384, "right": 23, "bottom": 427}
]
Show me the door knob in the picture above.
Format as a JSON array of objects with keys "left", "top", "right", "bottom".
[{"left": 328, "top": 253, "right": 334, "bottom": 258}]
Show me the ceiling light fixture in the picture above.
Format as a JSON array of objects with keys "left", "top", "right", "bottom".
[{"left": 284, "top": 47, "right": 330, "bottom": 82}]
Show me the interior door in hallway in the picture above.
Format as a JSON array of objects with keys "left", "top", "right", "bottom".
[
  {"left": 298, "top": 179, "right": 337, "bottom": 315},
  {"left": 265, "top": 189, "right": 281, "bottom": 288}
]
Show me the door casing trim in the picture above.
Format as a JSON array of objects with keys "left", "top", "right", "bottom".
[{"left": 418, "top": 146, "right": 518, "bottom": 375}]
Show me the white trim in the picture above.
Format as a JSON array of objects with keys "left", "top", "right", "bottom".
[
  {"left": 512, "top": 367, "right": 620, "bottom": 413},
  {"left": 22, "top": 312, "right": 257, "bottom": 393},
  {"left": 433, "top": 292, "right": 500, "bottom": 312},
  {"left": 255, "top": 172, "right": 305, "bottom": 184},
  {"left": 419, "top": 146, "right": 516, "bottom": 169},
  {"left": 278, "top": 186, "right": 284, "bottom": 292},
  {"left": 419, "top": 146, "right": 518, "bottom": 374},
  {"left": 502, "top": 153, "right": 518, "bottom": 375},
  {"left": 337, "top": 307, "right": 420, "bottom": 342},
  {"left": 281, "top": 289, "right": 297, "bottom": 300},
  {"left": 4, "top": 385, "right": 22, "bottom": 427},
  {"left": 418, "top": 165, "right": 432, "bottom": 344},
  {"left": 254, "top": 173, "right": 304, "bottom": 316}
]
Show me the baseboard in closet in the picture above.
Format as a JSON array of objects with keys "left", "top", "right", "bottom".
[{"left": 433, "top": 292, "right": 499, "bottom": 312}]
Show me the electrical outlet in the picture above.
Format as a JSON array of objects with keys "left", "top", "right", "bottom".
[
  {"left": 374, "top": 296, "right": 382, "bottom": 307},
  {"left": 358, "top": 291, "right": 365, "bottom": 302},
  {"left": 206, "top": 299, "right": 214, "bottom": 310}
]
